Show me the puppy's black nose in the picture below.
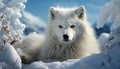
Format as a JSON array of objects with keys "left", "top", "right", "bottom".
[{"left": 63, "top": 34, "right": 69, "bottom": 41}]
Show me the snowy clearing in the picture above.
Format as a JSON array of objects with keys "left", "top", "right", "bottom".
[{"left": 0, "top": 0, "right": 120, "bottom": 69}]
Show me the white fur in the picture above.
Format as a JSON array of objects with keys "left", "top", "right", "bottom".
[
  {"left": 39, "top": 6, "right": 100, "bottom": 61},
  {"left": 14, "top": 32, "right": 45, "bottom": 63},
  {"left": 15, "top": 6, "right": 100, "bottom": 64}
]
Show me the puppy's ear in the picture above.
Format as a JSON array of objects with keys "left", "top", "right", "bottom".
[
  {"left": 49, "top": 7, "right": 58, "bottom": 20},
  {"left": 75, "top": 6, "right": 87, "bottom": 20}
]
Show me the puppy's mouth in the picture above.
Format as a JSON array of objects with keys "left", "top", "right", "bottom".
[
  {"left": 62, "top": 38, "right": 74, "bottom": 43},
  {"left": 63, "top": 39, "right": 70, "bottom": 42}
]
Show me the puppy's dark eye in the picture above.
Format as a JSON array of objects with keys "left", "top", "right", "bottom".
[
  {"left": 70, "top": 25, "right": 75, "bottom": 28},
  {"left": 58, "top": 25, "right": 63, "bottom": 28}
]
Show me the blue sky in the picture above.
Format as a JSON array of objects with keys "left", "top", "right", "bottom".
[{"left": 24, "top": 0, "right": 110, "bottom": 24}]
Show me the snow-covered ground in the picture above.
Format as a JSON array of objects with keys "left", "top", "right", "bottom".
[{"left": 1, "top": 0, "right": 120, "bottom": 69}]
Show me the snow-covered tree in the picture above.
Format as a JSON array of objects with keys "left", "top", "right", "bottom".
[{"left": 0, "top": 0, "right": 27, "bottom": 69}]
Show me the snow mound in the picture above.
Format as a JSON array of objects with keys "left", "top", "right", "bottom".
[
  {"left": 98, "top": 33, "right": 109, "bottom": 52},
  {"left": 0, "top": 43, "right": 21, "bottom": 69}
]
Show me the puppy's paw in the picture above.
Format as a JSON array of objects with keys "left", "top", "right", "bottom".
[{"left": 21, "top": 54, "right": 34, "bottom": 64}]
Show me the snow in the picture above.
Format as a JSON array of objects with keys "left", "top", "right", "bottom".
[
  {"left": 23, "top": 59, "right": 79, "bottom": 69},
  {"left": 0, "top": 43, "right": 21, "bottom": 69},
  {"left": 1, "top": 0, "right": 120, "bottom": 69},
  {"left": 98, "top": 33, "right": 109, "bottom": 52},
  {"left": 0, "top": 0, "right": 25, "bottom": 69},
  {"left": 97, "top": 0, "right": 120, "bottom": 29},
  {"left": 105, "top": 24, "right": 120, "bottom": 49},
  {"left": 22, "top": 44, "right": 120, "bottom": 69}
]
